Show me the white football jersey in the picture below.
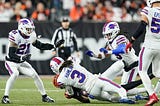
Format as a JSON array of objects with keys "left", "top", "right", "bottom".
[
  {"left": 141, "top": 6, "right": 160, "bottom": 49},
  {"left": 107, "top": 35, "right": 138, "bottom": 65},
  {"left": 57, "top": 62, "right": 97, "bottom": 93},
  {"left": 8, "top": 30, "right": 37, "bottom": 56}
]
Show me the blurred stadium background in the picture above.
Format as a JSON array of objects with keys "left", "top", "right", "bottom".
[
  {"left": 0, "top": 0, "right": 158, "bottom": 105},
  {"left": 0, "top": 0, "right": 147, "bottom": 75}
]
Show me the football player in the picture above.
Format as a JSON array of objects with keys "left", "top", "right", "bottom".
[
  {"left": 1, "top": 18, "right": 64, "bottom": 104},
  {"left": 126, "top": 0, "right": 160, "bottom": 105},
  {"left": 50, "top": 56, "right": 136, "bottom": 104},
  {"left": 86, "top": 21, "right": 147, "bottom": 96},
  {"left": 50, "top": 56, "right": 90, "bottom": 103}
]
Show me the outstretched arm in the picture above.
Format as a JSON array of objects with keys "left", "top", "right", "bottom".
[
  {"left": 32, "top": 39, "right": 64, "bottom": 50},
  {"left": 99, "top": 43, "right": 126, "bottom": 55}
]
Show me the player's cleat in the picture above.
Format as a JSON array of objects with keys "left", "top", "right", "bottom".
[
  {"left": 1, "top": 96, "right": 10, "bottom": 104},
  {"left": 88, "top": 94, "right": 95, "bottom": 99},
  {"left": 145, "top": 93, "right": 159, "bottom": 106},
  {"left": 42, "top": 96, "right": 55, "bottom": 103},
  {"left": 135, "top": 94, "right": 149, "bottom": 101},
  {"left": 119, "top": 98, "right": 136, "bottom": 104}
]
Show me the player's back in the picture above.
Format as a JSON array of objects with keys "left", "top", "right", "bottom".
[
  {"left": 141, "top": 6, "right": 160, "bottom": 49},
  {"left": 57, "top": 63, "right": 97, "bottom": 92}
]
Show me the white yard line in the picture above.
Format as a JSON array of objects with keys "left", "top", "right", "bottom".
[{"left": 0, "top": 89, "right": 63, "bottom": 92}]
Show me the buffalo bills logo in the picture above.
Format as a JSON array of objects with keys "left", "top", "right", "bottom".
[
  {"left": 20, "top": 20, "right": 29, "bottom": 25},
  {"left": 109, "top": 24, "right": 116, "bottom": 29},
  {"left": 19, "top": 19, "right": 34, "bottom": 26}
]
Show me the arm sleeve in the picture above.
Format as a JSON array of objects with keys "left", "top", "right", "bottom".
[
  {"left": 8, "top": 47, "right": 21, "bottom": 62},
  {"left": 32, "top": 40, "right": 55, "bottom": 50},
  {"left": 112, "top": 43, "right": 126, "bottom": 55},
  {"left": 132, "top": 21, "right": 147, "bottom": 40},
  {"left": 72, "top": 33, "right": 79, "bottom": 51}
]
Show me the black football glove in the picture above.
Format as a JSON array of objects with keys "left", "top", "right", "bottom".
[
  {"left": 55, "top": 40, "right": 64, "bottom": 48},
  {"left": 22, "top": 54, "right": 31, "bottom": 61}
]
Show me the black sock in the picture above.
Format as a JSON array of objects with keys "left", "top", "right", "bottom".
[
  {"left": 4, "top": 96, "right": 9, "bottom": 98},
  {"left": 121, "top": 73, "right": 155, "bottom": 90},
  {"left": 42, "top": 94, "right": 47, "bottom": 98}
]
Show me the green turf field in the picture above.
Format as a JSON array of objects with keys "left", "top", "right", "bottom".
[{"left": 0, "top": 75, "right": 159, "bottom": 106}]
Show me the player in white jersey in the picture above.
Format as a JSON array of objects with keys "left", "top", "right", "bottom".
[
  {"left": 50, "top": 56, "right": 90, "bottom": 103},
  {"left": 86, "top": 22, "right": 146, "bottom": 96},
  {"left": 126, "top": 0, "right": 160, "bottom": 105},
  {"left": 50, "top": 56, "right": 136, "bottom": 104},
  {"left": 1, "top": 18, "right": 64, "bottom": 104}
]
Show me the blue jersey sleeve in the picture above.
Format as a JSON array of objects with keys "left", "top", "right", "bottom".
[{"left": 112, "top": 43, "right": 126, "bottom": 55}]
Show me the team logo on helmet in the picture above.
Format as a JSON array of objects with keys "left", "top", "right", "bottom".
[
  {"left": 50, "top": 57, "right": 64, "bottom": 74},
  {"left": 18, "top": 18, "right": 35, "bottom": 36}
]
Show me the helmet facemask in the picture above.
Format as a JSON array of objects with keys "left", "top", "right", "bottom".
[
  {"left": 102, "top": 22, "right": 120, "bottom": 42},
  {"left": 18, "top": 18, "right": 35, "bottom": 36}
]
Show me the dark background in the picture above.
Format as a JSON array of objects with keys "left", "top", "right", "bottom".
[{"left": 0, "top": 22, "right": 145, "bottom": 75}]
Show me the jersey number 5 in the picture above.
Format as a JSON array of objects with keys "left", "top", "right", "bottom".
[
  {"left": 70, "top": 70, "right": 86, "bottom": 83},
  {"left": 151, "top": 17, "right": 160, "bottom": 33}
]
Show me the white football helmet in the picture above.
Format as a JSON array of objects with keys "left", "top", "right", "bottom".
[
  {"left": 18, "top": 18, "right": 35, "bottom": 36},
  {"left": 50, "top": 57, "right": 64, "bottom": 74},
  {"left": 102, "top": 22, "right": 120, "bottom": 42},
  {"left": 147, "top": 0, "right": 160, "bottom": 7}
]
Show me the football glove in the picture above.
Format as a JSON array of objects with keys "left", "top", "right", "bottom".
[
  {"left": 99, "top": 48, "right": 108, "bottom": 54},
  {"left": 55, "top": 39, "right": 64, "bottom": 48},
  {"left": 125, "top": 42, "right": 132, "bottom": 53},
  {"left": 85, "top": 50, "right": 94, "bottom": 57},
  {"left": 22, "top": 54, "right": 31, "bottom": 61}
]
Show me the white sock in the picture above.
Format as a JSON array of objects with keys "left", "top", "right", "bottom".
[
  {"left": 127, "top": 88, "right": 146, "bottom": 95},
  {"left": 139, "top": 71, "right": 154, "bottom": 95},
  {"left": 4, "top": 74, "right": 18, "bottom": 96},
  {"left": 33, "top": 75, "right": 46, "bottom": 95},
  {"left": 154, "top": 79, "right": 160, "bottom": 94}
]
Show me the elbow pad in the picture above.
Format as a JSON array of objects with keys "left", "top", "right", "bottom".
[{"left": 33, "top": 40, "right": 54, "bottom": 50}]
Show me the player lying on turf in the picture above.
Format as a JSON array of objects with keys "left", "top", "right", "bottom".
[
  {"left": 50, "top": 56, "right": 157, "bottom": 102},
  {"left": 50, "top": 57, "right": 90, "bottom": 103},
  {"left": 50, "top": 56, "right": 136, "bottom": 104}
]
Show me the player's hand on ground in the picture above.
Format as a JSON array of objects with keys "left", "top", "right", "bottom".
[
  {"left": 99, "top": 48, "right": 108, "bottom": 54},
  {"left": 125, "top": 42, "right": 132, "bottom": 53},
  {"left": 22, "top": 54, "right": 31, "bottom": 61},
  {"left": 55, "top": 39, "right": 64, "bottom": 48}
]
